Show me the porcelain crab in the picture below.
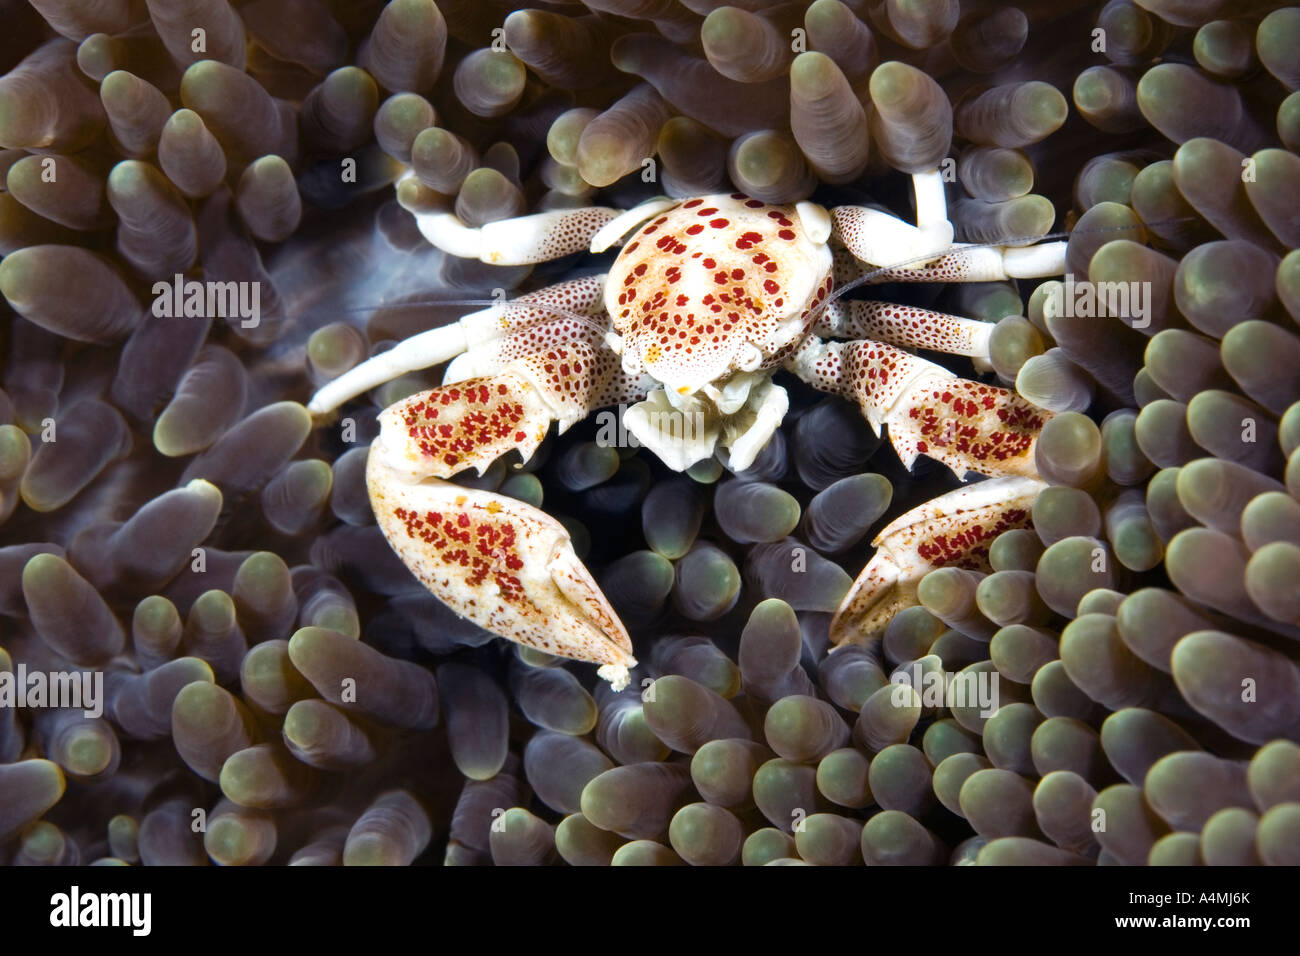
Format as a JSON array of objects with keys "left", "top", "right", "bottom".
[{"left": 308, "top": 169, "right": 1063, "bottom": 690}]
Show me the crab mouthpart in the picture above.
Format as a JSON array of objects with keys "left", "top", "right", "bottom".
[
  {"left": 625, "top": 373, "right": 789, "bottom": 474},
  {"left": 623, "top": 388, "right": 722, "bottom": 472}
]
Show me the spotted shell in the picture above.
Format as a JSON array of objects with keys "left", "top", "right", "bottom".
[{"left": 605, "top": 193, "right": 834, "bottom": 395}]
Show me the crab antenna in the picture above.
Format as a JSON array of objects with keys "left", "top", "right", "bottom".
[{"left": 307, "top": 323, "right": 470, "bottom": 414}]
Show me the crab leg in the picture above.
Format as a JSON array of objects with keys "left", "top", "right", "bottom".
[
  {"left": 830, "top": 169, "right": 1066, "bottom": 280},
  {"left": 411, "top": 194, "right": 621, "bottom": 264},
  {"left": 786, "top": 335, "right": 1051, "bottom": 479},
  {"left": 368, "top": 348, "right": 645, "bottom": 689},
  {"left": 307, "top": 276, "right": 608, "bottom": 414},
  {"left": 829, "top": 477, "right": 1046, "bottom": 647},
  {"left": 408, "top": 189, "right": 685, "bottom": 266},
  {"left": 815, "top": 299, "right": 994, "bottom": 361},
  {"left": 860, "top": 241, "right": 1069, "bottom": 282},
  {"left": 831, "top": 170, "right": 956, "bottom": 268},
  {"left": 833, "top": 232, "right": 1067, "bottom": 283},
  {"left": 589, "top": 196, "right": 681, "bottom": 252}
]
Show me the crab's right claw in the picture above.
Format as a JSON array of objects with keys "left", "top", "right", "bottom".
[
  {"left": 829, "top": 476, "right": 1046, "bottom": 648},
  {"left": 369, "top": 461, "right": 637, "bottom": 688},
  {"left": 366, "top": 384, "right": 636, "bottom": 688}
]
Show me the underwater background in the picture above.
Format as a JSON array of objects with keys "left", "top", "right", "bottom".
[{"left": 0, "top": 0, "right": 1298, "bottom": 866}]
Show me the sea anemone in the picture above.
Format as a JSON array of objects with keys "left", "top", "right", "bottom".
[{"left": 0, "top": 0, "right": 1298, "bottom": 868}]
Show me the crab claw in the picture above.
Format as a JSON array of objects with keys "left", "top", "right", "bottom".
[
  {"left": 366, "top": 372, "right": 637, "bottom": 688},
  {"left": 374, "top": 371, "right": 554, "bottom": 483},
  {"left": 886, "top": 370, "right": 1050, "bottom": 480},
  {"left": 368, "top": 455, "right": 637, "bottom": 688},
  {"left": 791, "top": 339, "right": 1051, "bottom": 480},
  {"left": 829, "top": 476, "right": 1046, "bottom": 648}
]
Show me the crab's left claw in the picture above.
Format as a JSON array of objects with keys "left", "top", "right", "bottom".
[
  {"left": 829, "top": 476, "right": 1046, "bottom": 648},
  {"left": 885, "top": 368, "right": 1050, "bottom": 480},
  {"left": 788, "top": 339, "right": 1051, "bottom": 480}
]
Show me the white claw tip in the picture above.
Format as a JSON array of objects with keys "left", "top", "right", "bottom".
[
  {"left": 597, "top": 663, "right": 633, "bottom": 691},
  {"left": 795, "top": 201, "right": 832, "bottom": 244},
  {"left": 736, "top": 343, "right": 763, "bottom": 371}
]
